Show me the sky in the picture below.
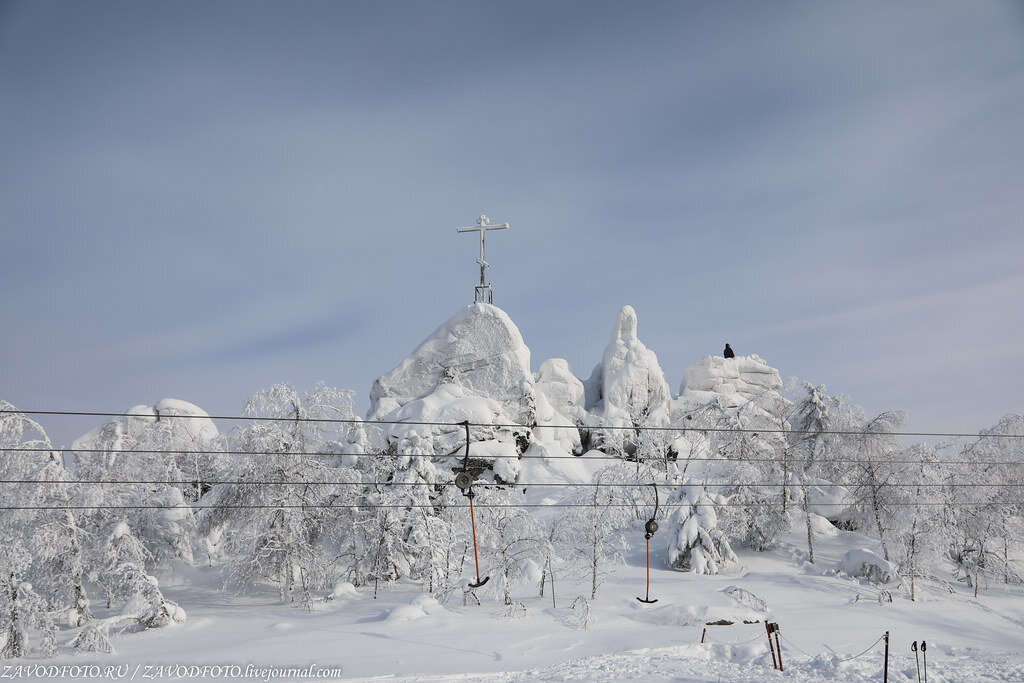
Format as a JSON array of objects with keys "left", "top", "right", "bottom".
[{"left": 1, "top": 0, "right": 1022, "bottom": 447}]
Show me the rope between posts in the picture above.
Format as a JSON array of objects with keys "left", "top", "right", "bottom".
[
  {"left": 705, "top": 631, "right": 765, "bottom": 645},
  {"left": 776, "top": 633, "right": 815, "bottom": 658},
  {"left": 778, "top": 630, "right": 884, "bottom": 663},
  {"left": 777, "top": 632, "right": 885, "bottom": 662},
  {"left": 834, "top": 634, "right": 887, "bottom": 663}
]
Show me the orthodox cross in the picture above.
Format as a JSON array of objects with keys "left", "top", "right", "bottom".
[{"left": 457, "top": 214, "right": 509, "bottom": 304}]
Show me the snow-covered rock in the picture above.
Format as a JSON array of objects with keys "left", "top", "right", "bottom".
[
  {"left": 592, "top": 306, "right": 670, "bottom": 423},
  {"left": 368, "top": 384, "right": 523, "bottom": 481},
  {"left": 677, "top": 355, "right": 782, "bottom": 411},
  {"left": 72, "top": 398, "right": 218, "bottom": 452},
  {"left": 837, "top": 548, "right": 899, "bottom": 585},
  {"left": 329, "top": 582, "right": 359, "bottom": 601},
  {"left": 368, "top": 303, "right": 536, "bottom": 430},
  {"left": 536, "top": 358, "right": 585, "bottom": 417},
  {"left": 584, "top": 306, "right": 670, "bottom": 455},
  {"left": 533, "top": 359, "right": 586, "bottom": 454}
]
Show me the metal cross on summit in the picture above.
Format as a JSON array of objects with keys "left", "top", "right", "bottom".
[{"left": 457, "top": 214, "right": 509, "bottom": 304}]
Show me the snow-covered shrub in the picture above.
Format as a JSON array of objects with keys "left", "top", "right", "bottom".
[
  {"left": 570, "top": 596, "right": 593, "bottom": 630},
  {"left": 70, "top": 625, "right": 115, "bottom": 654},
  {"left": 110, "top": 559, "right": 186, "bottom": 629},
  {"left": 504, "top": 602, "right": 527, "bottom": 620}
]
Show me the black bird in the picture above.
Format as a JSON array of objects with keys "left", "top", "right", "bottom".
[{"left": 724, "top": 343, "right": 735, "bottom": 359}]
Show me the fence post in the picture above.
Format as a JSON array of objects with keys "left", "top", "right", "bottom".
[
  {"left": 883, "top": 630, "right": 890, "bottom": 683},
  {"left": 774, "top": 623, "right": 783, "bottom": 672}
]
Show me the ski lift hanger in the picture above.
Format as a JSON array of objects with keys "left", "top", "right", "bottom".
[
  {"left": 637, "top": 482, "right": 660, "bottom": 604},
  {"left": 455, "top": 420, "right": 489, "bottom": 589}
]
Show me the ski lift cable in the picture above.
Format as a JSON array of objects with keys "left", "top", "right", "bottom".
[
  {"left": 2, "top": 446, "right": 1022, "bottom": 468},
  {"left": 0, "top": 500, "right": 1019, "bottom": 511},
  {"left": 3, "top": 409, "right": 1022, "bottom": 440},
  {"left": 2, "top": 478, "right": 1023, "bottom": 489}
]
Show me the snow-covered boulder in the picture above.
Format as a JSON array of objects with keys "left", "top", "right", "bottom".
[
  {"left": 536, "top": 358, "right": 585, "bottom": 418},
  {"left": 677, "top": 355, "right": 782, "bottom": 411},
  {"left": 368, "top": 303, "right": 536, "bottom": 430},
  {"left": 533, "top": 358, "right": 586, "bottom": 454},
  {"left": 372, "top": 384, "right": 523, "bottom": 482},
  {"left": 72, "top": 398, "right": 218, "bottom": 452},
  {"left": 837, "top": 548, "right": 899, "bottom": 585}
]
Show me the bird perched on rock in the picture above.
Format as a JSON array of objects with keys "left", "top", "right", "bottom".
[{"left": 724, "top": 343, "right": 735, "bottom": 359}]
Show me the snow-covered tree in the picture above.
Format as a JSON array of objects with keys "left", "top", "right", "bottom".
[
  {"left": 474, "top": 487, "right": 544, "bottom": 605},
  {"left": 845, "top": 411, "right": 907, "bottom": 561},
  {"left": 23, "top": 451, "right": 94, "bottom": 627},
  {"left": 889, "top": 443, "right": 947, "bottom": 601},
  {"left": 559, "top": 463, "right": 641, "bottom": 599},
  {"left": 946, "top": 415, "right": 1024, "bottom": 595},
  {"left": 351, "top": 430, "right": 448, "bottom": 594},
  {"left": 73, "top": 400, "right": 219, "bottom": 573},
  {"left": 0, "top": 401, "right": 94, "bottom": 627},
  {"left": 667, "top": 481, "right": 737, "bottom": 575},
  {"left": 786, "top": 383, "right": 864, "bottom": 563},
  {"left": 200, "top": 383, "right": 360, "bottom": 603},
  {"left": 0, "top": 542, "right": 53, "bottom": 659}
]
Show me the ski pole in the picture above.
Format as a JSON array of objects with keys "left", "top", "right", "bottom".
[
  {"left": 766, "top": 622, "right": 778, "bottom": 670},
  {"left": 912, "top": 641, "right": 921, "bottom": 683},
  {"left": 921, "top": 640, "right": 927, "bottom": 683}
]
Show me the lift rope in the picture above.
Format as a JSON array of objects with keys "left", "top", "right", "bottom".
[
  {"left": 455, "top": 421, "right": 489, "bottom": 589},
  {"left": 637, "top": 482, "right": 660, "bottom": 604}
]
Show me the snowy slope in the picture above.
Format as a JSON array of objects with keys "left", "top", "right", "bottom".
[{"left": 32, "top": 519, "right": 1024, "bottom": 682}]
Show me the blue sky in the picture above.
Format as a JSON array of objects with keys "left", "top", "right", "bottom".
[{"left": 2, "top": 1, "right": 1022, "bottom": 446}]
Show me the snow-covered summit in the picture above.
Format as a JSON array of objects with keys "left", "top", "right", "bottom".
[
  {"left": 677, "top": 354, "right": 783, "bottom": 411},
  {"left": 367, "top": 303, "right": 536, "bottom": 428}
]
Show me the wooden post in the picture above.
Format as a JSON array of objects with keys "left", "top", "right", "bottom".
[
  {"left": 774, "top": 624, "right": 783, "bottom": 672},
  {"left": 766, "top": 621, "right": 778, "bottom": 670}
]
